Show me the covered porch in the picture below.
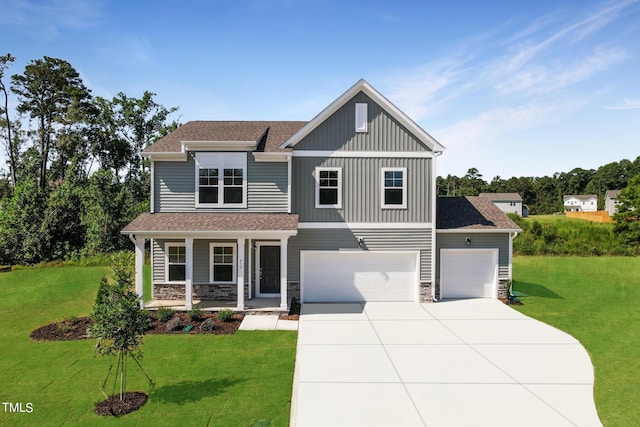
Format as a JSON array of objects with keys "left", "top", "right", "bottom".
[{"left": 121, "top": 212, "right": 299, "bottom": 311}]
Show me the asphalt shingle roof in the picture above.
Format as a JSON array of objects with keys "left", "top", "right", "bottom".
[
  {"left": 479, "top": 193, "right": 523, "bottom": 202},
  {"left": 144, "top": 121, "right": 307, "bottom": 154},
  {"left": 437, "top": 196, "right": 521, "bottom": 230},
  {"left": 122, "top": 212, "right": 299, "bottom": 233}
]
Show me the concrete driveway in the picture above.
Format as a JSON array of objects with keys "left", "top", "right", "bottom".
[{"left": 290, "top": 299, "right": 601, "bottom": 427}]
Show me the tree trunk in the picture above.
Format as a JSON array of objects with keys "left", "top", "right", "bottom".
[{"left": 0, "top": 81, "right": 16, "bottom": 185}]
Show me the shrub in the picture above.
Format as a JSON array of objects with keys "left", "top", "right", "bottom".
[
  {"left": 217, "top": 309, "right": 233, "bottom": 322},
  {"left": 165, "top": 316, "right": 183, "bottom": 332},
  {"left": 200, "top": 317, "right": 216, "bottom": 332},
  {"left": 157, "top": 307, "right": 174, "bottom": 322},
  {"left": 188, "top": 305, "right": 204, "bottom": 322}
]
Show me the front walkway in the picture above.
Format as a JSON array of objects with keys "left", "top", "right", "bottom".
[{"left": 291, "top": 300, "right": 601, "bottom": 427}]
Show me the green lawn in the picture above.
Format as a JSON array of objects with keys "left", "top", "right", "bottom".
[
  {"left": 512, "top": 256, "right": 640, "bottom": 427},
  {"left": 0, "top": 266, "right": 297, "bottom": 426}
]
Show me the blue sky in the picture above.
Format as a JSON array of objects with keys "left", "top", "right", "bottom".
[{"left": 2, "top": 0, "right": 639, "bottom": 179}]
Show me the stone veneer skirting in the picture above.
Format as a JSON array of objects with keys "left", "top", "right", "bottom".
[
  {"left": 419, "top": 282, "right": 433, "bottom": 303},
  {"left": 153, "top": 283, "right": 248, "bottom": 301},
  {"left": 433, "top": 278, "right": 510, "bottom": 299}
]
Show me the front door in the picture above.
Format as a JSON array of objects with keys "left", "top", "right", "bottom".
[{"left": 259, "top": 246, "right": 281, "bottom": 294}]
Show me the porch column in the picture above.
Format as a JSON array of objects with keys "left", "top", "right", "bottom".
[
  {"left": 134, "top": 236, "right": 145, "bottom": 308},
  {"left": 185, "top": 237, "right": 194, "bottom": 310},
  {"left": 280, "top": 238, "right": 288, "bottom": 310},
  {"left": 237, "top": 238, "right": 245, "bottom": 310}
]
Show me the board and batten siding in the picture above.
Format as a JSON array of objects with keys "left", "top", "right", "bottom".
[
  {"left": 294, "top": 92, "right": 430, "bottom": 152},
  {"left": 154, "top": 152, "right": 288, "bottom": 212},
  {"left": 287, "top": 228, "right": 432, "bottom": 282},
  {"left": 435, "top": 233, "right": 511, "bottom": 278},
  {"left": 292, "top": 156, "right": 432, "bottom": 222}
]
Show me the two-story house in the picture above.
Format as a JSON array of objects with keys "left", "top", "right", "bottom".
[
  {"left": 479, "top": 193, "right": 525, "bottom": 217},
  {"left": 122, "top": 80, "right": 520, "bottom": 310},
  {"left": 605, "top": 190, "right": 622, "bottom": 216},
  {"left": 563, "top": 195, "right": 597, "bottom": 212}
]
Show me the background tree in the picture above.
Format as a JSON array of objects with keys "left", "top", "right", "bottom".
[
  {"left": 613, "top": 175, "right": 640, "bottom": 249},
  {"left": 0, "top": 53, "right": 17, "bottom": 185}
]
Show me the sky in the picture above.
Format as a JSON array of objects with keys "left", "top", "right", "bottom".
[{"left": 2, "top": 0, "right": 639, "bottom": 179}]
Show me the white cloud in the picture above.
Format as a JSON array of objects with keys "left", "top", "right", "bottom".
[{"left": 605, "top": 98, "right": 640, "bottom": 110}]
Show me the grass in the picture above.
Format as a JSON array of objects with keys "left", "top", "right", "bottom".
[
  {"left": 0, "top": 266, "right": 297, "bottom": 426},
  {"left": 512, "top": 256, "right": 640, "bottom": 427}
]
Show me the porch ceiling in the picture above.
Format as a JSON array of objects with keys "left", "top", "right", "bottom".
[{"left": 121, "top": 212, "right": 299, "bottom": 237}]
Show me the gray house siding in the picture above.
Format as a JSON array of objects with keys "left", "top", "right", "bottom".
[
  {"left": 292, "top": 157, "right": 432, "bottom": 222},
  {"left": 287, "top": 228, "right": 432, "bottom": 282},
  {"left": 294, "top": 92, "right": 430, "bottom": 152},
  {"left": 435, "top": 233, "right": 511, "bottom": 279},
  {"left": 154, "top": 152, "right": 288, "bottom": 212}
]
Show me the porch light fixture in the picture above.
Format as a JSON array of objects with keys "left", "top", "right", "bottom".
[
  {"left": 465, "top": 237, "right": 471, "bottom": 246},
  {"left": 358, "top": 237, "right": 366, "bottom": 249}
]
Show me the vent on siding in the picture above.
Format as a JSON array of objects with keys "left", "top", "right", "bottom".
[{"left": 355, "top": 103, "right": 368, "bottom": 133}]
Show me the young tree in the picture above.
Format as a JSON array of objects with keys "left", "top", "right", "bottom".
[
  {"left": 89, "top": 252, "right": 152, "bottom": 402},
  {"left": 613, "top": 175, "right": 640, "bottom": 250}
]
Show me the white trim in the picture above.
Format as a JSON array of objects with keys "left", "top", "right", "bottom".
[
  {"left": 209, "top": 242, "right": 238, "bottom": 284},
  {"left": 164, "top": 242, "right": 186, "bottom": 283},
  {"left": 144, "top": 152, "right": 187, "bottom": 161},
  {"left": 355, "top": 102, "right": 368, "bottom": 133},
  {"left": 255, "top": 241, "right": 282, "bottom": 297},
  {"left": 280, "top": 79, "right": 445, "bottom": 153},
  {"left": 381, "top": 167, "right": 407, "bottom": 209},
  {"left": 280, "top": 238, "right": 288, "bottom": 310},
  {"left": 292, "top": 150, "right": 434, "bottom": 158},
  {"left": 150, "top": 159, "right": 155, "bottom": 214},
  {"left": 298, "top": 222, "right": 432, "bottom": 229},
  {"left": 252, "top": 152, "right": 292, "bottom": 162},
  {"left": 314, "top": 167, "right": 343, "bottom": 209},
  {"left": 195, "top": 152, "right": 248, "bottom": 208},
  {"left": 183, "top": 141, "right": 257, "bottom": 151},
  {"left": 124, "top": 230, "right": 298, "bottom": 239},
  {"left": 437, "top": 229, "right": 521, "bottom": 234},
  {"left": 237, "top": 238, "right": 245, "bottom": 310},
  {"left": 134, "top": 237, "right": 145, "bottom": 308},
  {"left": 287, "top": 155, "right": 292, "bottom": 214},
  {"left": 247, "top": 238, "right": 252, "bottom": 300},
  {"left": 185, "top": 237, "right": 194, "bottom": 310}
]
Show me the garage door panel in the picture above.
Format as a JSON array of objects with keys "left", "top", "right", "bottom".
[
  {"left": 302, "top": 251, "right": 418, "bottom": 302},
  {"left": 440, "top": 249, "right": 498, "bottom": 299}
]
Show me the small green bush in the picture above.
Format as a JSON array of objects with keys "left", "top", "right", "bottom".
[
  {"left": 157, "top": 307, "right": 174, "bottom": 322},
  {"left": 188, "top": 305, "right": 204, "bottom": 322},
  {"left": 165, "top": 316, "right": 183, "bottom": 332},
  {"left": 200, "top": 317, "right": 216, "bottom": 332},
  {"left": 217, "top": 309, "right": 233, "bottom": 322}
]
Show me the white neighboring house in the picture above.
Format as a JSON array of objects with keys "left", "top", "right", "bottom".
[
  {"left": 479, "top": 193, "right": 524, "bottom": 217},
  {"left": 563, "top": 195, "right": 597, "bottom": 212},
  {"left": 605, "top": 190, "right": 622, "bottom": 216}
]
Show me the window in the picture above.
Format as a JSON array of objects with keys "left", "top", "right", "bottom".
[
  {"left": 381, "top": 167, "right": 407, "bottom": 208},
  {"left": 355, "top": 103, "right": 368, "bottom": 132},
  {"left": 195, "top": 153, "right": 247, "bottom": 207},
  {"left": 315, "top": 167, "right": 342, "bottom": 208},
  {"left": 166, "top": 243, "right": 186, "bottom": 282},
  {"left": 210, "top": 244, "right": 236, "bottom": 283}
]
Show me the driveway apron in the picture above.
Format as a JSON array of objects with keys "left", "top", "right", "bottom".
[{"left": 290, "top": 299, "right": 601, "bottom": 427}]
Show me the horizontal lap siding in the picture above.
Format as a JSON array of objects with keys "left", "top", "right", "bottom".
[
  {"left": 292, "top": 157, "right": 432, "bottom": 222},
  {"left": 435, "top": 233, "right": 511, "bottom": 278},
  {"left": 294, "top": 92, "right": 430, "bottom": 152},
  {"left": 154, "top": 153, "right": 288, "bottom": 212},
  {"left": 287, "top": 228, "right": 432, "bottom": 282}
]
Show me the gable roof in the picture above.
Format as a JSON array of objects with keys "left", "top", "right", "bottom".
[
  {"left": 143, "top": 121, "right": 307, "bottom": 155},
  {"left": 563, "top": 194, "right": 597, "bottom": 202},
  {"left": 437, "top": 197, "right": 521, "bottom": 231},
  {"left": 279, "top": 79, "right": 446, "bottom": 153},
  {"left": 605, "top": 190, "right": 621, "bottom": 199},
  {"left": 479, "top": 193, "right": 523, "bottom": 202}
]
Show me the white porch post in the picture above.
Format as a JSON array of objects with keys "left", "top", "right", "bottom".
[
  {"left": 237, "top": 238, "right": 245, "bottom": 310},
  {"left": 134, "top": 236, "right": 145, "bottom": 308},
  {"left": 185, "top": 237, "right": 194, "bottom": 310},
  {"left": 280, "top": 238, "right": 288, "bottom": 310},
  {"left": 247, "top": 238, "right": 252, "bottom": 300}
]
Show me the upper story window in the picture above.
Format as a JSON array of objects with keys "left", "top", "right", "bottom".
[
  {"left": 166, "top": 243, "right": 186, "bottom": 282},
  {"left": 381, "top": 167, "right": 407, "bottom": 209},
  {"left": 315, "top": 167, "right": 342, "bottom": 208},
  {"left": 195, "top": 153, "right": 247, "bottom": 208},
  {"left": 355, "top": 103, "right": 368, "bottom": 133}
]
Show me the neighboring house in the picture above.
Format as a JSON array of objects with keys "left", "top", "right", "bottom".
[
  {"left": 122, "top": 79, "right": 521, "bottom": 310},
  {"left": 605, "top": 190, "right": 622, "bottom": 216},
  {"left": 479, "top": 193, "right": 524, "bottom": 217},
  {"left": 563, "top": 195, "right": 597, "bottom": 212}
]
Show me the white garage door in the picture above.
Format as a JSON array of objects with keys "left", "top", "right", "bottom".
[
  {"left": 301, "top": 251, "right": 419, "bottom": 302},
  {"left": 440, "top": 249, "right": 498, "bottom": 298}
]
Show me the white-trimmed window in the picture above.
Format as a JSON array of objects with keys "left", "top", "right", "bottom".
[
  {"left": 210, "top": 243, "right": 237, "bottom": 283},
  {"left": 315, "top": 167, "right": 342, "bottom": 208},
  {"left": 195, "top": 153, "right": 247, "bottom": 207},
  {"left": 381, "top": 167, "right": 407, "bottom": 208},
  {"left": 355, "top": 103, "right": 368, "bottom": 132},
  {"left": 165, "top": 243, "right": 186, "bottom": 282}
]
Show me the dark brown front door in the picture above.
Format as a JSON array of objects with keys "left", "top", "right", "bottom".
[{"left": 260, "top": 246, "right": 280, "bottom": 294}]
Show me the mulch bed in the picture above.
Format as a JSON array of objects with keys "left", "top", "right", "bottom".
[
  {"left": 95, "top": 391, "right": 148, "bottom": 416},
  {"left": 30, "top": 312, "right": 244, "bottom": 341},
  {"left": 279, "top": 298, "right": 301, "bottom": 321}
]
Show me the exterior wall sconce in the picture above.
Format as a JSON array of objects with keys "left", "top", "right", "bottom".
[
  {"left": 465, "top": 237, "right": 471, "bottom": 246},
  {"left": 358, "top": 237, "right": 366, "bottom": 249}
]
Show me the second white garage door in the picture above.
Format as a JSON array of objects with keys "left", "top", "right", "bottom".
[
  {"left": 440, "top": 249, "right": 498, "bottom": 298},
  {"left": 301, "top": 251, "right": 419, "bottom": 302}
]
